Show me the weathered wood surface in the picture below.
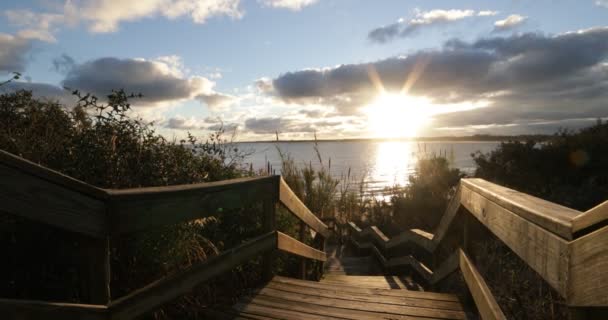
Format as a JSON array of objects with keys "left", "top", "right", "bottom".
[
  {"left": 225, "top": 276, "right": 466, "bottom": 320},
  {"left": 459, "top": 250, "right": 506, "bottom": 320},
  {"left": 0, "top": 149, "right": 108, "bottom": 199},
  {"left": 461, "top": 178, "right": 580, "bottom": 240},
  {"left": 572, "top": 200, "right": 608, "bottom": 234},
  {"left": 459, "top": 184, "right": 571, "bottom": 297},
  {"left": 276, "top": 231, "right": 327, "bottom": 262},
  {"left": 0, "top": 298, "right": 108, "bottom": 320},
  {"left": 108, "top": 176, "right": 279, "bottom": 234},
  {"left": 279, "top": 177, "right": 330, "bottom": 238},
  {"left": 568, "top": 225, "right": 608, "bottom": 306},
  {"left": 0, "top": 163, "right": 108, "bottom": 238}
]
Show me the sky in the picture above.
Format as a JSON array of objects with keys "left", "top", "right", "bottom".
[{"left": 1, "top": 0, "right": 608, "bottom": 141}]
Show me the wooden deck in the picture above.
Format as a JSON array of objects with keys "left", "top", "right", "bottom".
[
  {"left": 212, "top": 276, "right": 466, "bottom": 320},
  {"left": 210, "top": 243, "right": 464, "bottom": 319}
]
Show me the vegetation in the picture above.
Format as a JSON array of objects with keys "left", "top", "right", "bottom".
[
  {"left": 0, "top": 88, "right": 272, "bottom": 318},
  {"left": 473, "top": 120, "right": 608, "bottom": 210},
  {"left": 389, "top": 153, "right": 464, "bottom": 232}
]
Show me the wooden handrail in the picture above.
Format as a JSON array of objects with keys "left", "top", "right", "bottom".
[
  {"left": 1, "top": 149, "right": 329, "bottom": 238},
  {"left": 0, "top": 150, "right": 330, "bottom": 318},
  {"left": 0, "top": 231, "right": 327, "bottom": 320},
  {"left": 459, "top": 249, "right": 506, "bottom": 320},
  {"left": 278, "top": 178, "right": 330, "bottom": 238},
  {"left": 347, "top": 178, "right": 608, "bottom": 307}
]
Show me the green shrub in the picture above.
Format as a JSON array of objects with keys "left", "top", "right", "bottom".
[
  {"left": 0, "top": 88, "right": 273, "bottom": 318},
  {"left": 473, "top": 120, "right": 608, "bottom": 210},
  {"left": 390, "top": 155, "right": 464, "bottom": 231}
]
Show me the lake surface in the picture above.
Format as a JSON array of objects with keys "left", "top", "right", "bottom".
[{"left": 236, "top": 140, "right": 500, "bottom": 196}]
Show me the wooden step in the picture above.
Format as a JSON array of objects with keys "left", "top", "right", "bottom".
[{"left": 215, "top": 276, "right": 466, "bottom": 320}]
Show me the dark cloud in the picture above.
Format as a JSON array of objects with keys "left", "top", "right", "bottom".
[
  {"left": 266, "top": 27, "right": 608, "bottom": 132},
  {"left": 245, "top": 117, "right": 288, "bottom": 134},
  {"left": 52, "top": 54, "right": 76, "bottom": 74},
  {"left": 368, "top": 10, "right": 495, "bottom": 43},
  {"left": 62, "top": 57, "right": 205, "bottom": 103},
  {"left": 165, "top": 117, "right": 199, "bottom": 130},
  {"left": 207, "top": 122, "right": 239, "bottom": 131},
  {"left": 244, "top": 116, "right": 345, "bottom": 135},
  {"left": 0, "top": 34, "right": 31, "bottom": 73},
  {"left": 197, "top": 92, "right": 237, "bottom": 110}
]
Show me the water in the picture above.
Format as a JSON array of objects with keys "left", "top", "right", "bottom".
[{"left": 236, "top": 140, "right": 500, "bottom": 196}]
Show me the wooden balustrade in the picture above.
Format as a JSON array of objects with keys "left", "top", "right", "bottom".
[
  {"left": 346, "top": 177, "right": 608, "bottom": 319},
  {"left": 0, "top": 149, "right": 329, "bottom": 319}
]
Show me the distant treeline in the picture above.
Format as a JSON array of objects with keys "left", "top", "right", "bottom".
[{"left": 242, "top": 134, "right": 552, "bottom": 143}]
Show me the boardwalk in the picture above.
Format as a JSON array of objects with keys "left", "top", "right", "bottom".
[
  {"left": 2, "top": 150, "right": 607, "bottom": 319},
  {"left": 210, "top": 243, "right": 466, "bottom": 319}
]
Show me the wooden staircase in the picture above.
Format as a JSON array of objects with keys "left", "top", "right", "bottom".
[
  {"left": 209, "top": 243, "right": 466, "bottom": 320},
  {"left": 2, "top": 149, "right": 608, "bottom": 319}
]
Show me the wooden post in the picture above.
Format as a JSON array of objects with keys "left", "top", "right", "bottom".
[
  {"left": 318, "top": 234, "right": 326, "bottom": 279},
  {"left": 261, "top": 199, "right": 276, "bottom": 281},
  {"left": 83, "top": 236, "right": 111, "bottom": 305},
  {"left": 299, "top": 221, "right": 307, "bottom": 279}
]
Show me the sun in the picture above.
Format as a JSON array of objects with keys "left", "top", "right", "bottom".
[{"left": 364, "top": 93, "right": 431, "bottom": 138}]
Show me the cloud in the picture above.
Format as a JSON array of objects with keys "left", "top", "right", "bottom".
[
  {"left": 4, "top": 9, "right": 65, "bottom": 42},
  {"left": 0, "top": 34, "right": 32, "bottom": 73},
  {"left": 197, "top": 92, "right": 238, "bottom": 111},
  {"left": 368, "top": 9, "right": 495, "bottom": 43},
  {"left": 164, "top": 116, "right": 202, "bottom": 130},
  {"left": 0, "top": 81, "right": 76, "bottom": 105},
  {"left": 264, "top": 27, "right": 608, "bottom": 132},
  {"left": 493, "top": 14, "right": 526, "bottom": 32},
  {"left": 596, "top": 1, "right": 608, "bottom": 8},
  {"left": 259, "top": 0, "right": 318, "bottom": 10},
  {"left": 4, "top": 1, "right": 243, "bottom": 38},
  {"left": 245, "top": 117, "right": 288, "bottom": 134},
  {"left": 478, "top": 11, "right": 499, "bottom": 17},
  {"left": 52, "top": 54, "right": 76, "bottom": 74},
  {"left": 60, "top": 56, "right": 233, "bottom": 107},
  {"left": 64, "top": 0, "right": 243, "bottom": 33}
]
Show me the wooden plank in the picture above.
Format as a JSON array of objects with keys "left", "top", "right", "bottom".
[
  {"left": 568, "top": 225, "right": 608, "bottom": 306},
  {"left": 572, "top": 200, "right": 608, "bottom": 234},
  {"left": 108, "top": 231, "right": 277, "bottom": 320},
  {"left": 459, "top": 184, "right": 570, "bottom": 297},
  {"left": 256, "top": 287, "right": 466, "bottom": 319},
  {"left": 262, "top": 198, "right": 277, "bottom": 281},
  {"left": 244, "top": 295, "right": 441, "bottom": 320},
  {"left": 235, "top": 300, "right": 348, "bottom": 320},
  {"left": 264, "top": 282, "right": 464, "bottom": 311},
  {"left": 429, "top": 185, "right": 462, "bottom": 249},
  {"left": 0, "top": 149, "right": 108, "bottom": 199},
  {"left": 461, "top": 178, "right": 579, "bottom": 240},
  {"left": 277, "top": 232, "right": 327, "bottom": 262},
  {"left": 459, "top": 250, "right": 506, "bottom": 320},
  {"left": 83, "top": 237, "right": 111, "bottom": 304},
  {"left": 0, "top": 163, "right": 108, "bottom": 238},
  {"left": 299, "top": 221, "right": 307, "bottom": 279},
  {"left": 430, "top": 250, "right": 459, "bottom": 284},
  {"left": 0, "top": 298, "right": 108, "bottom": 320},
  {"left": 271, "top": 276, "right": 460, "bottom": 302},
  {"left": 279, "top": 178, "right": 330, "bottom": 238},
  {"left": 108, "top": 176, "right": 278, "bottom": 234}
]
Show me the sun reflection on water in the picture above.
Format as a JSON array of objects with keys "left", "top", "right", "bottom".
[{"left": 367, "top": 141, "right": 417, "bottom": 195}]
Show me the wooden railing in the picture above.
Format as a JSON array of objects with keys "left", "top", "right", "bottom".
[
  {"left": 0, "top": 149, "right": 329, "bottom": 319},
  {"left": 347, "top": 178, "right": 608, "bottom": 319}
]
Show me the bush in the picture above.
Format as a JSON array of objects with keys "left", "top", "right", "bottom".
[
  {"left": 0, "top": 88, "right": 272, "bottom": 318},
  {"left": 390, "top": 155, "right": 464, "bottom": 231},
  {"left": 473, "top": 120, "right": 608, "bottom": 210}
]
